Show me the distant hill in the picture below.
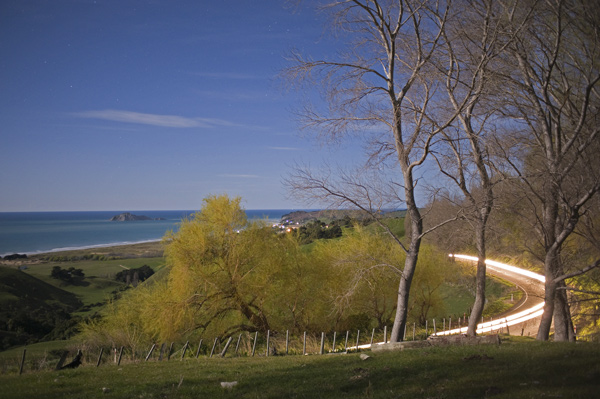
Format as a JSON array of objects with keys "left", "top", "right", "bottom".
[
  {"left": 280, "top": 209, "right": 406, "bottom": 225},
  {"left": 0, "top": 266, "right": 82, "bottom": 350},
  {"left": 110, "top": 212, "right": 166, "bottom": 221}
]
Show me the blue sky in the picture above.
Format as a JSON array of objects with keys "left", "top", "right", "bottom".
[{"left": 0, "top": 0, "right": 363, "bottom": 211}]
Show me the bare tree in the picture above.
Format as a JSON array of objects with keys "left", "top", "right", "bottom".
[
  {"left": 431, "top": 0, "right": 534, "bottom": 337},
  {"left": 284, "top": 0, "right": 461, "bottom": 342},
  {"left": 501, "top": 0, "right": 600, "bottom": 341}
]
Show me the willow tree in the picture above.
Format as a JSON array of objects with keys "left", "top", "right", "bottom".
[
  {"left": 163, "top": 194, "right": 319, "bottom": 337},
  {"left": 285, "top": 0, "right": 464, "bottom": 342}
]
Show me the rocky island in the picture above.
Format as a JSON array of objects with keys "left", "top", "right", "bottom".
[{"left": 109, "top": 212, "right": 166, "bottom": 222}]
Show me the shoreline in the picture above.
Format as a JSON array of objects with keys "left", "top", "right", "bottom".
[
  {"left": 3, "top": 239, "right": 164, "bottom": 258},
  {"left": 0, "top": 214, "right": 291, "bottom": 259},
  {"left": 0, "top": 241, "right": 166, "bottom": 264}
]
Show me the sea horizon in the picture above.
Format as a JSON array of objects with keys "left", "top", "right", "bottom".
[{"left": 0, "top": 209, "right": 311, "bottom": 257}]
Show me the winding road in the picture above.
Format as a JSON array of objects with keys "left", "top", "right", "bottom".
[{"left": 435, "top": 254, "right": 545, "bottom": 337}]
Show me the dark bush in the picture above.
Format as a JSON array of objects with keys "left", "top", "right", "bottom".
[{"left": 115, "top": 265, "right": 154, "bottom": 285}]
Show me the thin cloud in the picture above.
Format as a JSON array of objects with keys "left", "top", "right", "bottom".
[{"left": 73, "top": 109, "right": 240, "bottom": 128}]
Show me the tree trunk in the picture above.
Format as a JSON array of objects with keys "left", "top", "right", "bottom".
[
  {"left": 390, "top": 237, "right": 420, "bottom": 342},
  {"left": 537, "top": 249, "right": 558, "bottom": 340},
  {"left": 537, "top": 170, "right": 561, "bottom": 341},
  {"left": 553, "top": 282, "right": 575, "bottom": 341},
  {"left": 390, "top": 172, "right": 422, "bottom": 342},
  {"left": 238, "top": 300, "right": 270, "bottom": 334},
  {"left": 467, "top": 223, "right": 487, "bottom": 336}
]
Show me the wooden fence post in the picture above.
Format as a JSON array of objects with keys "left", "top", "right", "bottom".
[
  {"left": 332, "top": 331, "right": 337, "bottom": 353},
  {"left": 303, "top": 332, "right": 306, "bottom": 356},
  {"left": 117, "top": 346, "right": 124, "bottom": 366},
  {"left": 370, "top": 328, "right": 375, "bottom": 347},
  {"left": 266, "top": 330, "right": 271, "bottom": 357},
  {"left": 19, "top": 349, "right": 26, "bottom": 375},
  {"left": 220, "top": 337, "right": 233, "bottom": 357},
  {"left": 251, "top": 332, "right": 258, "bottom": 357},
  {"left": 355, "top": 330, "right": 360, "bottom": 352},
  {"left": 181, "top": 341, "right": 189, "bottom": 360},
  {"left": 210, "top": 338, "right": 218, "bottom": 358},
  {"left": 195, "top": 339, "right": 203, "bottom": 358},
  {"left": 96, "top": 348, "right": 104, "bottom": 367},
  {"left": 320, "top": 332, "right": 325, "bottom": 355},
  {"left": 145, "top": 344, "right": 156, "bottom": 362},
  {"left": 384, "top": 326, "right": 387, "bottom": 344},
  {"left": 433, "top": 319, "right": 436, "bottom": 335},
  {"left": 413, "top": 323, "right": 416, "bottom": 341},
  {"left": 167, "top": 342, "right": 174, "bottom": 360},
  {"left": 158, "top": 343, "right": 166, "bottom": 361},
  {"left": 285, "top": 330, "right": 289, "bottom": 355},
  {"left": 403, "top": 324, "right": 407, "bottom": 341},
  {"left": 235, "top": 334, "right": 242, "bottom": 355},
  {"left": 344, "top": 331, "right": 349, "bottom": 352}
]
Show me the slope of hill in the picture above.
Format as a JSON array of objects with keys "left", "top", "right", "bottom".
[{"left": 0, "top": 266, "right": 82, "bottom": 350}]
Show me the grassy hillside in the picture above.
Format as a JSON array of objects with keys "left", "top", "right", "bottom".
[
  {"left": 22, "top": 257, "right": 166, "bottom": 313},
  {"left": 1, "top": 338, "right": 598, "bottom": 398},
  {"left": 0, "top": 267, "right": 83, "bottom": 350},
  {"left": 0, "top": 241, "right": 168, "bottom": 350},
  {"left": 0, "top": 267, "right": 81, "bottom": 309}
]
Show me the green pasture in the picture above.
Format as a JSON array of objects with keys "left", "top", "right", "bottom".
[
  {"left": 20, "top": 257, "right": 166, "bottom": 311},
  {"left": 1, "top": 338, "right": 598, "bottom": 398}
]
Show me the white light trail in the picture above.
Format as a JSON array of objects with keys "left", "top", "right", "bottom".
[
  {"left": 344, "top": 254, "right": 545, "bottom": 351},
  {"left": 449, "top": 254, "right": 545, "bottom": 283},
  {"left": 434, "top": 254, "right": 545, "bottom": 336}
]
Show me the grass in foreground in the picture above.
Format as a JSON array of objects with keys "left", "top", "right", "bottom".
[{"left": 2, "top": 338, "right": 599, "bottom": 398}]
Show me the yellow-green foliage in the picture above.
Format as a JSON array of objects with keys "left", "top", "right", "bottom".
[
  {"left": 79, "top": 285, "right": 154, "bottom": 354},
  {"left": 312, "top": 226, "right": 453, "bottom": 329},
  {"left": 80, "top": 195, "right": 464, "bottom": 348},
  {"left": 160, "top": 195, "right": 327, "bottom": 338},
  {"left": 311, "top": 226, "right": 402, "bottom": 330},
  {"left": 84, "top": 194, "right": 330, "bottom": 344}
]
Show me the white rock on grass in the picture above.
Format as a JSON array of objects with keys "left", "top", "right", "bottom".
[
  {"left": 359, "top": 354, "right": 371, "bottom": 361},
  {"left": 220, "top": 381, "right": 238, "bottom": 389}
]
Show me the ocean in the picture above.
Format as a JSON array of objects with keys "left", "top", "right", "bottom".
[{"left": 0, "top": 210, "right": 296, "bottom": 257}]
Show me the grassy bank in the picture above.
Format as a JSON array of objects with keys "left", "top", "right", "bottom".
[
  {"left": 2, "top": 241, "right": 167, "bottom": 314},
  {"left": 1, "top": 338, "right": 599, "bottom": 398}
]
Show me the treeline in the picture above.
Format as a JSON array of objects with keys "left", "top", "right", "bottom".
[
  {"left": 115, "top": 265, "right": 154, "bottom": 286},
  {"left": 294, "top": 220, "right": 343, "bottom": 244},
  {"left": 40, "top": 254, "right": 111, "bottom": 262},
  {"left": 38, "top": 252, "right": 163, "bottom": 262},
  {"left": 50, "top": 266, "right": 86, "bottom": 285}
]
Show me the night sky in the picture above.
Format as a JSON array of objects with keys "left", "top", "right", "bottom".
[{"left": 1, "top": 0, "right": 362, "bottom": 211}]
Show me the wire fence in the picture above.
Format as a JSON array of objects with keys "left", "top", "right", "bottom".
[{"left": 8, "top": 315, "right": 523, "bottom": 375}]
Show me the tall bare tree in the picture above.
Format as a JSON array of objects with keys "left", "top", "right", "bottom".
[
  {"left": 285, "top": 0, "right": 461, "bottom": 342},
  {"left": 431, "top": 0, "right": 533, "bottom": 336},
  {"left": 501, "top": 0, "right": 600, "bottom": 341}
]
